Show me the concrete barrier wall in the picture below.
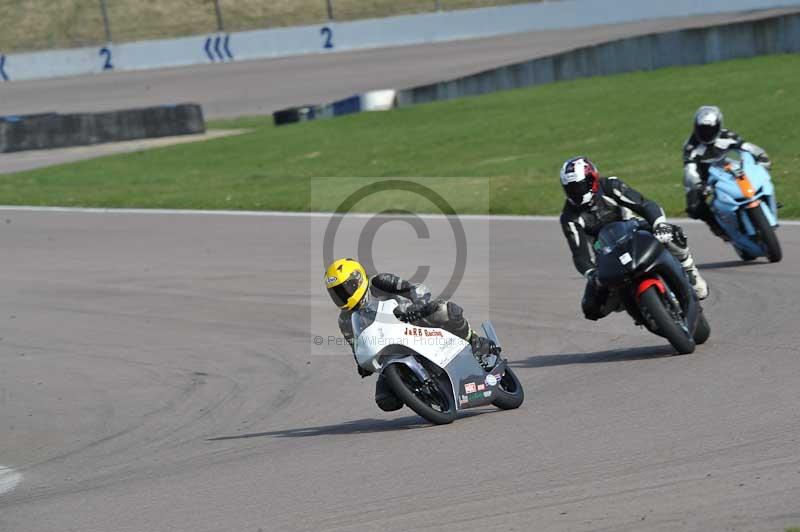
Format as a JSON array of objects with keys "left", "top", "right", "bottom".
[
  {"left": 1, "top": 0, "right": 800, "bottom": 82},
  {"left": 397, "top": 13, "right": 800, "bottom": 106}
]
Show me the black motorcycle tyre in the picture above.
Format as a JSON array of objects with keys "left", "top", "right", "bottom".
[
  {"left": 491, "top": 367, "right": 525, "bottom": 410},
  {"left": 639, "top": 286, "right": 696, "bottom": 355},
  {"left": 747, "top": 205, "right": 782, "bottom": 263},
  {"left": 694, "top": 310, "right": 711, "bottom": 345},
  {"left": 383, "top": 363, "right": 457, "bottom": 425}
]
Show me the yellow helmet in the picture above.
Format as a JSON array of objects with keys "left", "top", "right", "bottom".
[{"left": 324, "top": 258, "right": 368, "bottom": 311}]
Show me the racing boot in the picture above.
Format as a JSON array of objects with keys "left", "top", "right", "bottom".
[
  {"left": 470, "top": 332, "right": 501, "bottom": 370},
  {"left": 681, "top": 256, "right": 709, "bottom": 300}
]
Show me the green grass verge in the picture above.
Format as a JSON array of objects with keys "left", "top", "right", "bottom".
[
  {"left": 1, "top": 53, "right": 799, "bottom": 216},
  {"left": 786, "top": 528, "right": 800, "bottom": 532}
]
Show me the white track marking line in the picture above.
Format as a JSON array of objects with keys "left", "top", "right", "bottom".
[
  {"left": 0, "top": 205, "right": 798, "bottom": 225},
  {"left": 0, "top": 206, "right": 557, "bottom": 220},
  {"left": 0, "top": 466, "right": 21, "bottom": 496}
]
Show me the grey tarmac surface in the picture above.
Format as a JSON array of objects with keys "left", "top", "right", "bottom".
[{"left": 0, "top": 210, "right": 799, "bottom": 532}]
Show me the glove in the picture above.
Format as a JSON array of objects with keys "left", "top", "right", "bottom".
[
  {"left": 357, "top": 365, "right": 373, "bottom": 378},
  {"left": 394, "top": 303, "right": 430, "bottom": 323},
  {"left": 653, "top": 223, "right": 675, "bottom": 244},
  {"left": 470, "top": 334, "right": 502, "bottom": 357}
]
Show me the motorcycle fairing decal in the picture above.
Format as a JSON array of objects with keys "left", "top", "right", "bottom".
[
  {"left": 448, "top": 357, "right": 505, "bottom": 411},
  {"left": 636, "top": 278, "right": 666, "bottom": 299},
  {"left": 733, "top": 173, "right": 756, "bottom": 199},
  {"left": 353, "top": 300, "right": 468, "bottom": 370}
]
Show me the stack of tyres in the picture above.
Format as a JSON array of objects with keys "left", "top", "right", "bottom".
[{"left": 0, "top": 104, "right": 205, "bottom": 153}]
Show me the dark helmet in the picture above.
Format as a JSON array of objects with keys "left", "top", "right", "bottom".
[
  {"left": 560, "top": 156, "right": 600, "bottom": 207},
  {"left": 694, "top": 106, "right": 723, "bottom": 144}
]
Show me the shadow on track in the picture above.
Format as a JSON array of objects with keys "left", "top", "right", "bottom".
[
  {"left": 207, "top": 411, "right": 489, "bottom": 441},
  {"left": 697, "top": 260, "right": 763, "bottom": 270},
  {"left": 510, "top": 344, "right": 676, "bottom": 368}
]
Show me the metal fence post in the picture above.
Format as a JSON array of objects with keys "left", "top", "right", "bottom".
[
  {"left": 326, "top": 0, "right": 334, "bottom": 21},
  {"left": 99, "top": 0, "right": 112, "bottom": 42},
  {"left": 213, "top": 0, "right": 225, "bottom": 32}
]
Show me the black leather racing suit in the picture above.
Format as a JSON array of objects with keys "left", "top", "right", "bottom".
[
  {"left": 683, "top": 129, "right": 769, "bottom": 234},
  {"left": 560, "top": 177, "right": 696, "bottom": 320},
  {"left": 338, "top": 273, "right": 473, "bottom": 411}
]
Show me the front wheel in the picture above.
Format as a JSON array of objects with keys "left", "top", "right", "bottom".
[
  {"left": 747, "top": 205, "right": 782, "bottom": 263},
  {"left": 639, "top": 286, "right": 695, "bottom": 355},
  {"left": 383, "top": 363, "right": 457, "bottom": 425},
  {"left": 491, "top": 367, "right": 525, "bottom": 410},
  {"left": 694, "top": 311, "right": 711, "bottom": 345}
]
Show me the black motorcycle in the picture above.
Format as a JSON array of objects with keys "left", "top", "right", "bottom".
[{"left": 595, "top": 220, "right": 710, "bottom": 354}]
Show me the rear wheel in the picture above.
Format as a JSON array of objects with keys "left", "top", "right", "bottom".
[
  {"left": 747, "top": 205, "right": 782, "bottom": 263},
  {"left": 638, "top": 286, "right": 695, "bottom": 355},
  {"left": 383, "top": 363, "right": 456, "bottom": 425},
  {"left": 491, "top": 367, "right": 525, "bottom": 410}
]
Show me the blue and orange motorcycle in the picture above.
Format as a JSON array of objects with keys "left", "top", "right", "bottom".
[{"left": 708, "top": 149, "right": 782, "bottom": 262}]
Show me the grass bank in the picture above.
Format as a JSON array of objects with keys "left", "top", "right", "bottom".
[{"left": 0, "top": 53, "right": 798, "bottom": 216}]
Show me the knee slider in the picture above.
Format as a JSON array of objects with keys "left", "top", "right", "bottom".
[
  {"left": 446, "top": 301, "right": 463, "bottom": 321},
  {"left": 672, "top": 225, "right": 687, "bottom": 247},
  {"left": 376, "top": 395, "right": 403, "bottom": 412},
  {"left": 582, "top": 300, "right": 602, "bottom": 321}
]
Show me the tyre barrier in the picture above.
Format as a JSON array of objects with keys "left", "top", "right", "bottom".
[
  {"left": 273, "top": 105, "right": 326, "bottom": 126},
  {"left": 0, "top": 103, "right": 205, "bottom": 153}
]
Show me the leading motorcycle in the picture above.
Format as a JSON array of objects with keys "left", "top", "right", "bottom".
[{"left": 352, "top": 299, "right": 524, "bottom": 425}]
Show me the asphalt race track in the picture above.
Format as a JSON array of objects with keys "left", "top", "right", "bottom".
[
  {"left": 1, "top": 7, "right": 798, "bottom": 120},
  {"left": 2, "top": 9, "right": 800, "bottom": 531},
  {"left": 0, "top": 210, "right": 798, "bottom": 532}
]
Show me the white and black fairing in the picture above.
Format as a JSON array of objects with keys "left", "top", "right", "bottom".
[
  {"left": 353, "top": 300, "right": 506, "bottom": 411},
  {"left": 446, "top": 324, "right": 508, "bottom": 410}
]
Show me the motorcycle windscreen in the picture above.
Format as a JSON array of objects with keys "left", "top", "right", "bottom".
[
  {"left": 630, "top": 231, "right": 662, "bottom": 271},
  {"left": 596, "top": 220, "right": 640, "bottom": 285},
  {"left": 595, "top": 220, "right": 639, "bottom": 254}
]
